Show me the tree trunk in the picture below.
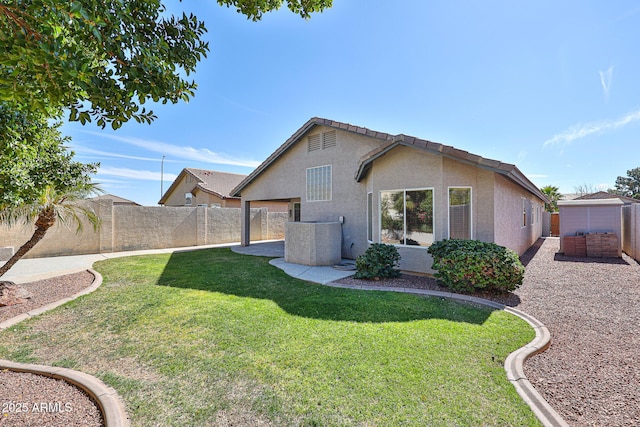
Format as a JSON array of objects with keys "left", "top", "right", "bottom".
[{"left": 0, "top": 211, "right": 55, "bottom": 278}]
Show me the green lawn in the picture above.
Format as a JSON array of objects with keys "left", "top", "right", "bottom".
[{"left": 0, "top": 248, "right": 541, "bottom": 426}]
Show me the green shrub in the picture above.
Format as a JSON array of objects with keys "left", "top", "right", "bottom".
[
  {"left": 355, "top": 243, "right": 401, "bottom": 280},
  {"left": 427, "top": 240, "right": 524, "bottom": 293}
]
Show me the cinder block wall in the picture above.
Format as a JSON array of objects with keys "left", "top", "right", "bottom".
[{"left": 0, "top": 200, "right": 287, "bottom": 259}]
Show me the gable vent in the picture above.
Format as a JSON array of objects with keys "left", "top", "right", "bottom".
[
  {"left": 307, "top": 134, "right": 321, "bottom": 152},
  {"left": 322, "top": 130, "right": 337, "bottom": 149}
]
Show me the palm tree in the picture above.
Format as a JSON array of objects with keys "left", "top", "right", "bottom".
[
  {"left": 540, "top": 185, "right": 561, "bottom": 212},
  {"left": 0, "top": 183, "right": 101, "bottom": 279}
]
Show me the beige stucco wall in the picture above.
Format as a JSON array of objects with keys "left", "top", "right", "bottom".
[
  {"left": 0, "top": 201, "right": 286, "bottom": 258},
  {"left": 162, "top": 174, "right": 237, "bottom": 208},
  {"left": 493, "top": 174, "right": 544, "bottom": 255},
  {"left": 239, "top": 128, "right": 544, "bottom": 274},
  {"left": 285, "top": 222, "right": 342, "bottom": 265},
  {"left": 239, "top": 126, "right": 383, "bottom": 259},
  {"left": 364, "top": 146, "right": 500, "bottom": 273},
  {"left": 163, "top": 173, "right": 197, "bottom": 206}
]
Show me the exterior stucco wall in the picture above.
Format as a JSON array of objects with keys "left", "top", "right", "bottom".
[
  {"left": 0, "top": 201, "right": 286, "bottom": 258},
  {"left": 364, "top": 146, "right": 499, "bottom": 273},
  {"left": 285, "top": 222, "right": 342, "bottom": 265},
  {"left": 493, "top": 174, "right": 544, "bottom": 255},
  {"left": 163, "top": 174, "right": 196, "bottom": 206},
  {"left": 239, "top": 126, "right": 382, "bottom": 259}
]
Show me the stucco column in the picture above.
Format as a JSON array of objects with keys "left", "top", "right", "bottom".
[{"left": 241, "top": 200, "right": 251, "bottom": 246}]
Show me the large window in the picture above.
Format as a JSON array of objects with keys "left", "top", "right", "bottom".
[
  {"left": 380, "top": 189, "right": 433, "bottom": 246},
  {"left": 449, "top": 187, "right": 471, "bottom": 240},
  {"left": 306, "top": 165, "right": 332, "bottom": 201}
]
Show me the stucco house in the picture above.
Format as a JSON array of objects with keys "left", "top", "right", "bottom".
[
  {"left": 159, "top": 168, "right": 247, "bottom": 208},
  {"left": 232, "top": 118, "right": 547, "bottom": 274}
]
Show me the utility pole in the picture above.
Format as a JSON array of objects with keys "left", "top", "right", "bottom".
[{"left": 160, "top": 155, "right": 165, "bottom": 200}]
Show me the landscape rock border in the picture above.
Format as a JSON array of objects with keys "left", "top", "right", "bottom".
[{"left": 0, "top": 269, "right": 130, "bottom": 427}]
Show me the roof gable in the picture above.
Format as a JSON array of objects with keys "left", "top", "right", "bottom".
[
  {"left": 159, "top": 168, "right": 247, "bottom": 204},
  {"left": 231, "top": 117, "right": 548, "bottom": 203}
]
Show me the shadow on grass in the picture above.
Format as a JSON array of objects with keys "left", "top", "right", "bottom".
[{"left": 156, "top": 248, "right": 494, "bottom": 325}]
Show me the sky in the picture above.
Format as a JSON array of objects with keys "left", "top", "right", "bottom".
[{"left": 62, "top": 0, "right": 640, "bottom": 206}]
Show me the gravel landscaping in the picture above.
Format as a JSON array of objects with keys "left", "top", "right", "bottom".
[
  {"left": 1, "top": 237, "right": 638, "bottom": 426},
  {"left": 0, "top": 271, "right": 103, "bottom": 427},
  {"left": 516, "top": 238, "right": 640, "bottom": 427}
]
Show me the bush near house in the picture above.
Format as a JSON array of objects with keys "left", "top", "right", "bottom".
[
  {"left": 355, "top": 243, "right": 401, "bottom": 279},
  {"left": 428, "top": 240, "right": 524, "bottom": 293}
]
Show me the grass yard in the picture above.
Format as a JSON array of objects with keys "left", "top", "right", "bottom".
[{"left": 0, "top": 248, "right": 541, "bottom": 426}]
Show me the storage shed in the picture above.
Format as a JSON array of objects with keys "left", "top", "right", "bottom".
[{"left": 558, "top": 198, "right": 623, "bottom": 257}]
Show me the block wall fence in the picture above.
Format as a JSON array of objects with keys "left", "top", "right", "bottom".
[{"left": 0, "top": 200, "right": 287, "bottom": 259}]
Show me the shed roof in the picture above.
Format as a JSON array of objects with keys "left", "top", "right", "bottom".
[{"left": 558, "top": 198, "right": 624, "bottom": 207}]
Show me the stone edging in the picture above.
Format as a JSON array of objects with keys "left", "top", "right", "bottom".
[
  {"left": 324, "top": 282, "right": 569, "bottom": 427},
  {"left": 0, "top": 269, "right": 131, "bottom": 427}
]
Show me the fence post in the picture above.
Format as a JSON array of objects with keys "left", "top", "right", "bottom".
[
  {"left": 98, "top": 200, "right": 114, "bottom": 253},
  {"left": 196, "top": 205, "right": 207, "bottom": 246}
]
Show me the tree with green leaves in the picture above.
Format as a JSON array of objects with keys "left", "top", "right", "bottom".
[
  {"left": 613, "top": 167, "right": 640, "bottom": 199},
  {"left": 540, "top": 185, "right": 561, "bottom": 212},
  {"left": 0, "top": 106, "right": 100, "bottom": 278},
  {"left": 0, "top": 184, "right": 100, "bottom": 278},
  {"left": 0, "top": 0, "right": 332, "bottom": 129}
]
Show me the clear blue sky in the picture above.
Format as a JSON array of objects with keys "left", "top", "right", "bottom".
[{"left": 62, "top": 0, "right": 640, "bottom": 206}]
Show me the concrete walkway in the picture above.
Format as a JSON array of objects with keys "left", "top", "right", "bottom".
[
  {"left": 0, "top": 242, "right": 246, "bottom": 283},
  {"left": 231, "top": 241, "right": 357, "bottom": 284}
]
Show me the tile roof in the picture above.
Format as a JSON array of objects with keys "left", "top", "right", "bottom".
[
  {"left": 159, "top": 168, "right": 247, "bottom": 204},
  {"left": 574, "top": 191, "right": 638, "bottom": 204},
  {"left": 231, "top": 117, "right": 548, "bottom": 203},
  {"left": 90, "top": 194, "right": 141, "bottom": 206}
]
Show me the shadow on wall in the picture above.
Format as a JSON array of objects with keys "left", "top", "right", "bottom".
[{"left": 154, "top": 248, "right": 496, "bottom": 325}]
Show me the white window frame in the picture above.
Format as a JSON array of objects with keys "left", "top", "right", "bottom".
[
  {"left": 306, "top": 165, "right": 332, "bottom": 202},
  {"left": 379, "top": 187, "right": 434, "bottom": 248},
  {"left": 522, "top": 198, "right": 527, "bottom": 228},
  {"left": 367, "top": 192, "right": 373, "bottom": 242},
  {"left": 185, "top": 192, "right": 193, "bottom": 206},
  {"left": 447, "top": 186, "right": 472, "bottom": 240}
]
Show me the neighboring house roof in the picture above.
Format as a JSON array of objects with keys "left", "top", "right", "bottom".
[
  {"left": 231, "top": 117, "right": 548, "bottom": 203},
  {"left": 90, "top": 194, "right": 141, "bottom": 206},
  {"left": 574, "top": 191, "right": 637, "bottom": 204},
  {"left": 159, "top": 168, "right": 247, "bottom": 205},
  {"left": 561, "top": 193, "right": 581, "bottom": 201}
]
